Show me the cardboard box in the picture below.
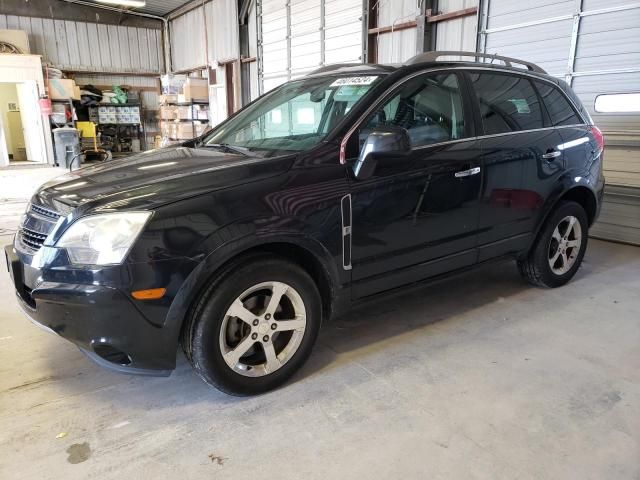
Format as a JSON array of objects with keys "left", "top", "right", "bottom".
[
  {"left": 160, "top": 105, "right": 176, "bottom": 120},
  {"left": 183, "top": 77, "right": 208, "bottom": 102},
  {"left": 159, "top": 94, "right": 179, "bottom": 104},
  {"left": 175, "top": 106, "right": 192, "bottom": 120},
  {"left": 49, "top": 79, "right": 79, "bottom": 100},
  {"left": 193, "top": 104, "right": 209, "bottom": 120},
  {"left": 175, "top": 122, "right": 197, "bottom": 140},
  {"left": 194, "top": 122, "right": 209, "bottom": 136}
]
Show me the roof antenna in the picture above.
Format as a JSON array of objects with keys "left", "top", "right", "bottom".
[{"left": 489, "top": 52, "right": 498, "bottom": 64}]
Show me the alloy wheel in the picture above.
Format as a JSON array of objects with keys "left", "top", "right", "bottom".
[
  {"left": 548, "top": 215, "right": 582, "bottom": 275},
  {"left": 219, "top": 281, "right": 307, "bottom": 377}
]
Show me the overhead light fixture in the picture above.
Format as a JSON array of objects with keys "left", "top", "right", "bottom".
[{"left": 95, "top": 0, "right": 146, "bottom": 7}]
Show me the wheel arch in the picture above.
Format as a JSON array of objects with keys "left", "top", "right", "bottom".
[
  {"left": 529, "top": 182, "right": 599, "bottom": 255},
  {"left": 558, "top": 185, "right": 598, "bottom": 226},
  {"left": 165, "top": 235, "right": 342, "bottom": 355}
]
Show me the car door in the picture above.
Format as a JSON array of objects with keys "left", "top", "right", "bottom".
[
  {"left": 345, "top": 71, "right": 483, "bottom": 298},
  {"left": 466, "top": 70, "right": 566, "bottom": 261}
]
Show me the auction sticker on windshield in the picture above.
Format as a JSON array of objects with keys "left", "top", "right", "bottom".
[{"left": 331, "top": 76, "right": 378, "bottom": 87}]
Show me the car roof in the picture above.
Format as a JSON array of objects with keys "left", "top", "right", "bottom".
[{"left": 306, "top": 60, "right": 558, "bottom": 84}]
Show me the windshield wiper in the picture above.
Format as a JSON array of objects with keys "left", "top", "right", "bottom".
[{"left": 201, "top": 143, "right": 252, "bottom": 156}]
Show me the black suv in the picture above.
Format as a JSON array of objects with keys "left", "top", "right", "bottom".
[{"left": 5, "top": 52, "right": 604, "bottom": 395}]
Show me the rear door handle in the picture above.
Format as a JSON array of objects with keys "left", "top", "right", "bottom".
[
  {"left": 454, "top": 166, "right": 481, "bottom": 178},
  {"left": 542, "top": 150, "right": 561, "bottom": 160}
]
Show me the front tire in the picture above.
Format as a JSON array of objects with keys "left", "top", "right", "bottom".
[
  {"left": 518, "top": 201, "right": 588, "bottom": 288},
  {"left": 184, "top": 257, "right": 322, "bottom": 396}
]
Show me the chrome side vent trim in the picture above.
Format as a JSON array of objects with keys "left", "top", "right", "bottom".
[{"left": 340, "top": 194, "right": 352, "bottom": 271}]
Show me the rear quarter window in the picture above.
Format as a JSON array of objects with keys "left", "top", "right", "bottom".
[
  {"left": 533, "top": 80, "right": 583, "bottom": 126},
  {"left": 470, "top": 72, "right": 544, "bottom": 135}
]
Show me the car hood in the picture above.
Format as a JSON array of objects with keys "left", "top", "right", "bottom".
[{"left": 33, "top": 147, "right": 293, "bottom": 214}]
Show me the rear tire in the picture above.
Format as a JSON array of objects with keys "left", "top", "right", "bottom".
[
  {"left": 184, "top": 256, "right": 322, "bottom": 396},
  {"left": 518, "top": 201, "right": 588, "bottom": 288}
]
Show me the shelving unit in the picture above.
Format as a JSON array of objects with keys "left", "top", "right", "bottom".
[
  {"left": 87, "top": 103, "right": 145, "bottom": 156},
  {"left": 159, "top": 100, "right": 210, "bottom": 145},
  {"left": 50, "top": 98, "right": 76, "bottom": 128}
]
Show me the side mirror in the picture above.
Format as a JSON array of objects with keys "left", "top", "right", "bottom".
[{"left": 353, "top": 126, "right": 411, "bottom": 180}]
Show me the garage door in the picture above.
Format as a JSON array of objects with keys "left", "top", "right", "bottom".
[
  {"left": 478, "top": 0, "right": 640, "bottom": 245},
  {"left": 257, "top": 0, "right": 363, "bottom": 94}
]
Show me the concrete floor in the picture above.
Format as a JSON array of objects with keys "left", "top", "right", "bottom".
[{"left": 1, "top": 166, "right": 639, "bottom": 479}]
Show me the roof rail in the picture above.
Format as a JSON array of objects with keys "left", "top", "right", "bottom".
[
  {"left": 307, "top": 63, "right": 364, "bottom": 76},
  {"left": 405, "top": 51, "right": 547, "bottom": 74}
]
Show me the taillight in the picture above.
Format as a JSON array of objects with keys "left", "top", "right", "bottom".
[{"left": 590, "top": 125, "right": 604, "bottom": 154}]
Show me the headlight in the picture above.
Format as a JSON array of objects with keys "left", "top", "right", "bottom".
[{"left": 56, "top": 212, "right": 152, "bottom": 265}]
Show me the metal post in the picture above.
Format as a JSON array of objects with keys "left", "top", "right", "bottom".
[
  {"left": 566, "top": 0, "right": 583, "bottom": 86},
  {"left": 321, "top": 0, "right": 326, "bottom": 65},
  {"left": 286, "top": 0, "right": 292, "bottom": 81},
  {"left": 477, "top": 0, "right": 490, "bottom": 54},
  {"left": 256, "top": 0, "right": 264, "bottom": 95},
  {"left": 416, "top": 0, "right": 436, "bottom": 55}
]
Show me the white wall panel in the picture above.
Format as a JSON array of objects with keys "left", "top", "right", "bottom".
[
  {"left": 0, "top": 14, "right": 163, "bottom": 73},
  {"left": 257, "top": 0, "right": 364, "bottom": 92},
  {"left": 376, "top": 0, "right": 418, "bottom": 63},
  {"left": 435, "top": 0, "right": 478, "bottom": 53},
  {"left": 169, "top": 0, "right": 240, "bottom": 72}
]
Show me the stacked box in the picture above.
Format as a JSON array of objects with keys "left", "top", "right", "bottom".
[
  {"left": 159, "top": 94, "right": 179, "bottom": 104},
  {"left": 160, "top": 105, "right": 177, "bottom": 120},
  {"left": 183, "top": 77, "right": 208, "bottom": 101},
  {"left": 193, "top": 104, "right": 209, "bottom": 120},
  {"left": 175, "top": 106, "right": 193, "bottom": 120},
  {"left": 194, "top": 122, "right": 209, "bottom": 137}
]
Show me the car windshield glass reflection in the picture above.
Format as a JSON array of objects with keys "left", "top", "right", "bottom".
[{"left": 203, "top": 75, "right": 382, "bottom": 157}]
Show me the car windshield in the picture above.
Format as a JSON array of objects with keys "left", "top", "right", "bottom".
[{"left": 202, "top": 74, "right": 382, "bottom": 157}]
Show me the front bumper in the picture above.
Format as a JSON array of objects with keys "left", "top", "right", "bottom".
[{"left": 5, "top": 244, "right": 176, "bottom": 376}]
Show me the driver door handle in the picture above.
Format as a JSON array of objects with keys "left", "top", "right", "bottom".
[
  {"left": 454, "top": 166, "right": 481, "bottom": 178},
  {"left": 542, "top": 150, "right": 561, "bottom": 160}
]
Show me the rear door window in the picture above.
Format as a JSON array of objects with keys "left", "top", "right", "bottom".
[
  {"left": 469, "top": 72, "right": 544, "bottom": 134},
  {"left": 533, "top": 80, "right": 583, "bottom": 126}
]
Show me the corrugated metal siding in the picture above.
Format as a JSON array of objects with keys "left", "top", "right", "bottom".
[
  {"left": 376, "top": 0, "right": 418, "bottom": 63},
  {"left": 480, "top": 0, "right": 640, "bottom": 244},
  {"left": 0, "top": 14, "right": 163, "bottom": 73},
  {"left": 169, "top": 0, "right": 239, "bottom": 72},
  {"left": 590, "top": 186, "right": 640, "bottom": 246},
  {"left": 169, "top": 7, "right": 207, "bottom": 71},
  {"left": 323, "top": 0, "right": 362, "bottom": 64},
  {"left": 435, "top": 0, "right": 478, "bottom": 52},
  {"left": 206, "top": 0, "right": 240, "bottom": 63},
  {"left": 482, "top": 1, "right": 572, "bottom": 76},
  {"left": 248, "top": 1, "right": 260, "bottom": 100},
  {"left": 257, "top": 0, "right": 363, "bottom": 92}
]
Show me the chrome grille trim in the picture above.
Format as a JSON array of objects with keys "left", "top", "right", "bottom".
[
  {"left": 19, "top": 227, "right": 48, "bottom": 250},
  {"left": 30, "top": 204, "right": 61, "bottom": 220}
]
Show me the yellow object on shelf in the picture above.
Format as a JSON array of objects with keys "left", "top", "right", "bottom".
[{"left": 76, "top": 121, "right": 96, "bottom": 138}]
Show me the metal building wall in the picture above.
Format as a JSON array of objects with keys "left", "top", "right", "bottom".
[
  {"left": 169, "top": 0, "right": 240, "bottom": 72},
  {"left": 0, "top": 14, "right": 163, "bottom": 73},
  {"left": 376, "top": 0, "right": 419, "bottom": 63},
  {"left": 256, "top": 0, "right": 364, "bottom": 93},
  {"left": 479, "top": 0, "right": 640, "bottom": 245},
  {"left": 248, "top": 1, "right": 260, "bottom": 100},
  {"left": 435, "top": 0, "right": 478, "bottom": 52},
  {"left": 169, "top": 7, "right": 207, "bottom": 71}
]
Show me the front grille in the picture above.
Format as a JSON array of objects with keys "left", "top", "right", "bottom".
[
  {"left": 19, "top": 227, "right": 48, "bottom": 250},
  {"left": 31, "top": 204, "right": 61, "bottom": 220}
]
